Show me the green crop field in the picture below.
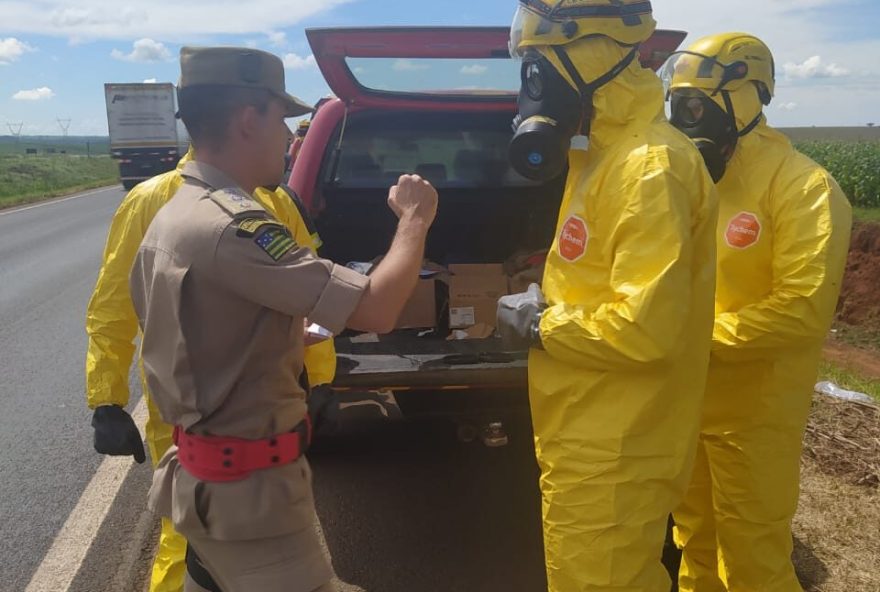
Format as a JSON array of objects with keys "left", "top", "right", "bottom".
[
  {"left": 781, "top": 127, "right": 880, "bottom": 142},
  {"left": 794, "top": 141, "right": 880, "bottom": 209}
]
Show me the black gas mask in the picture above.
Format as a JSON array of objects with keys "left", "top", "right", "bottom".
[
  {"left": 669, "top": 90, "right": 739, "bottom": 183},
  {"left": 509, "top": 49, "right": 586, "bottom": 182},
  {"left": 509, "top": 46, "right": 638, "bottom": 182}
]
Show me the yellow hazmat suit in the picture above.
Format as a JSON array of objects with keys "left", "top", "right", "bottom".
[
  {"left": 85, "top": 151, "right": 335, "bottom": 592},
  {"left": 670, "top": 83, "right": 852, "bottom": 592},
  {"left": 527, "top": 36, "right": 719, "bottom": 591}
]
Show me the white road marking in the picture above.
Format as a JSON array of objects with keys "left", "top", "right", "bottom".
[
  {"left": 24, "top": 396, "right": 366, "bottom": 592},
  {"left": 0, "top": 186, "right": 119, "bottom": 217},
  {"left": 24, "top": 399, "right": 148, "bottom": 592}
]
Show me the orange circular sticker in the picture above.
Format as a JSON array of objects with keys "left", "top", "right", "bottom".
[
  {"left": 725, "top": 212, "right": 762, "bottom": 249},
  {"left": 559, "top": 215, "right": 589, "bottom": 261}
]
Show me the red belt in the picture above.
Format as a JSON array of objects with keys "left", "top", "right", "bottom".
[{"left": 173, "top": 416, "right": 311, "bottom": 482}]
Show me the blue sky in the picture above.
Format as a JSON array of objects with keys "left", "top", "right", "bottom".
[{"left": 1, "top": 0, "right": 877, "bottom": 135}]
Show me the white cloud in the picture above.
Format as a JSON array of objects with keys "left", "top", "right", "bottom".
[
  {"left": 0, "top": 37, "right": 34, "bottom": 64},
  {"left": 783, "top": 56, "right": 849, "bottom": 80},
  {"left": 267, "top": 31, "right": 286, "bottom": 48},
  {"left": 13, "top": 87, "right": 55, "bottom": 101},
  {"left": 0, "top": 1, "right": 353, "bottom": 41},
  {"left": 143, "top": 78, "right": 158, "bottom": 83},
  {"left": 392, "top": 59, "right": 429, "bottom": 72},
  {"left": 283, "top": 52, "right": 316, "bottom": 70},
  {"left": 460, "top": 64, "right": 488, "bottom": 76},
  {"left": 111, "top": 38, "right": 171, "bottom": 62},
  {"left": 648, "top": 0, "right": 880, "bottom": 125},
  {"left": 778, "top": 102, "right": 798, "bottom": 111}
]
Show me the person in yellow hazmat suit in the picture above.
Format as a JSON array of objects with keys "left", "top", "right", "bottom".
[
  {"left": 85, "top": 148, "right": 336, "bottom": 592},
  {"left": 661, "top": 33, "right": 852, "bottom": 591},
  {"left": 497, "top": 1, "right": 719, "bottom": 590}
]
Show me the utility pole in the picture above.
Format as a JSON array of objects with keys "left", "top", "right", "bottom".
[
  {"left": 56, "top": 118, "right": 71, "bottom": 137},
  {"left": 7, "top": 122, "right": 23, "bottom": 141}
]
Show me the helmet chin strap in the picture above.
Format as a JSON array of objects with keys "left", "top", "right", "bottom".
[
  {"left": 720, "top": 89, "right": 762, "bottom": 138},
  {"left": 551, "top": 44, "right": 639, "bottom": 136}
]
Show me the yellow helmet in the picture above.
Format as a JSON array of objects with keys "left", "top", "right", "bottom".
[
  {"left": 509, "top": 0, "right": 657, "bottom": 56},
  {"left": 660, "top": 32, "right": 775, "bottom": 105}
]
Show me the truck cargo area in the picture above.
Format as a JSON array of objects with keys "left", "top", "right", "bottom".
[
  {"left": 313, "top": 110, "right": 565, "bottom": 390},
  {"left": 104, "top": 82, "right": 188, "bottom": 189}
]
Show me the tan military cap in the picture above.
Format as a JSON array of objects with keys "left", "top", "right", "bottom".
[{"left": 179, "top": 46, "right": 313, "bottom": 117}]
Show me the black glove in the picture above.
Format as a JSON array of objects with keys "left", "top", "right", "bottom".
[
  {"left": 496, "top": 283, "right": 547, "bottom": 351},
  {"left": 92, "top": 405, "right": 146, "bottom": 464}
]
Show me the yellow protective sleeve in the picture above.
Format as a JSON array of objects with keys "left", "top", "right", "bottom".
[
  {"left": 85, "top": 172, "right": 184, "bottom": 409},
  {"left": 712, "top": 171, "right": 852, "bottom": 360},
  {"left": 540, "top": 153, "right": 703, "bottom": 371}
]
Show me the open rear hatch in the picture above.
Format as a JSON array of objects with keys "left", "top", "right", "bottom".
[{"left": 306, "top": 26, "right": 687, "bottom": 110}]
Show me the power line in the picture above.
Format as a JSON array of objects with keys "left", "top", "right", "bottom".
[{"left": 56, "top": 118, "right": 71, "bottom": 137}]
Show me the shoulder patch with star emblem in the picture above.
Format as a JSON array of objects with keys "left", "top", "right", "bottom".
[{"left": 253, "top": 225, "right": 298, "bottom": 261}]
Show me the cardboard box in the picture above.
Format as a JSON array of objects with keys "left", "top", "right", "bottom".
[
  {"left": 395, "top": 278, "right": 437, "bottom": 329},
  {"left": 507, "top": 268, "right": 544, "bottom": 295},
  {"left": 347, "top": 259, "right": 443, "bottom": 330},
  {"left": 448, "top": 264, "right": 509, "bottom": 329},
  {"left": 504, "top": 250, "right": 547, "bottom": 294}
]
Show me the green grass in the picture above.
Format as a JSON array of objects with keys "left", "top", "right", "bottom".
[
  {"left": 832, "top": 323, "right": 880, "bottom": 352},
  {"left": 0, "top": 155, "right": 118, "bottom": 207},
  {"left": 818, "top": 360, "right": 880, "bottom": 403},
  {"left": 854, "top": 207, "right": 880, "bottom": 223}
]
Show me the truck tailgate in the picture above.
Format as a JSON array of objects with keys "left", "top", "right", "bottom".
[{"left": 333, "top": 332, "right": 527, "bottom": 390}]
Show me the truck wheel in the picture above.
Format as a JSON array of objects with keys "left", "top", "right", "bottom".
[{"left": 122, "top": 180, "right": 138, "bottom": 191}]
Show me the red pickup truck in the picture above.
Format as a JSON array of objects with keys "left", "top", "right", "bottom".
[{"left": 287, "top": 27, "right": 685, "bottom": 417}]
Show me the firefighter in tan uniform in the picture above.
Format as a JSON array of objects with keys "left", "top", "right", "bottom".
[{"left": 130, "top": 46, "right": 438, "bottom": 592}]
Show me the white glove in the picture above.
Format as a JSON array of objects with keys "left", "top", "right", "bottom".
[{"left": 496, "top": 283, "right": 546, "bottom": 350}]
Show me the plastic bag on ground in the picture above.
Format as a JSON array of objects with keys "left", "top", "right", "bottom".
[{"left": 815, "top": 381, "right": 874, "bottom": 404}]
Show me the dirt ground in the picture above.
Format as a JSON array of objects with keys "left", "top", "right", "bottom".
[
  {"left": 804, "top": 394, "right": 880, "bottom": 488},
  {"left": 823, "top": 340, "right": 880, "bottom": 380},
  {"left": 794, "top": 385, "right": 879, "bottom": 592},
  {"left": 793, "top": 221, "right": 880, "bottom": 591},
  {"left": 794, "top": 460, "right": 880, "bottom": 592},
  {"left": 836, "top": 222, "right": 880, "bottom": 334}
]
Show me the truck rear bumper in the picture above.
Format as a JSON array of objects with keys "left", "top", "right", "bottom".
[{"left": 333, "top": 332, "right": 528, "bottom": 391}]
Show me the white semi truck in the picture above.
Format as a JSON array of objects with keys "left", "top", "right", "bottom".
[{"left": 104, "top": 83, "right": 188, "bottom": 190}]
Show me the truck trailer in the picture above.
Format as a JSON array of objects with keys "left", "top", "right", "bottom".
[{"left": 104, "top": 83, "right": 187, "bottom": 190}]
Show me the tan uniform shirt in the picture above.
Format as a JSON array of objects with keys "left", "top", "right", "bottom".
[{"left": 131, "top": 161, "right": 369, "bottom": 541}]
